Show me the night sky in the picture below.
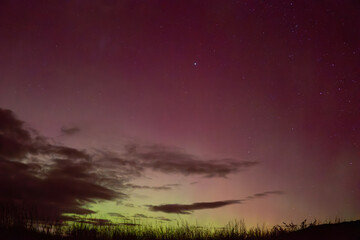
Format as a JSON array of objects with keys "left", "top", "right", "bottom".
[{"left": 0, "top": 0, "right": 359, "bottom": 226}]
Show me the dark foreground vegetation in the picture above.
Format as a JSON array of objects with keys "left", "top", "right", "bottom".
[{"left": 0, "top": 207, "right": 359, "bottom": 240}]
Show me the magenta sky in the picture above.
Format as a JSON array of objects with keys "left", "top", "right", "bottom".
[{"left": 0, "top": 1, "right": 359, "bottom": 226}]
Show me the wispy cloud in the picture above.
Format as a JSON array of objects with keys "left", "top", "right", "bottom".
[
  {"left": 245, "top": 191, "right": 284, "bottom": 199},
  {"left": 148, "top": 191, "right": 283, "bottom": 214},
  {"left": 118, "top": 144, "right": 258, "bottom": 178},
  {"left": 148, "top": 200, "right": 243, "bottom": 214},
  {"left": 60, "top": 126, "right": 80, "bottom": 136}
]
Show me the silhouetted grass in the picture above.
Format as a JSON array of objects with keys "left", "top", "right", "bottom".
[{"left": 0, "top": 205, "right": 359, "bottom": 240}]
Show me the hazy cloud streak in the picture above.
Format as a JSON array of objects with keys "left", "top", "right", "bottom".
[
  {"left": 121, "top": 144, "right": 258, "bottom": 178},
  {"left": 61, "top": 126, "right": 80, "bottom": 136},
  {"left": 148, "top": 191, "right": 283, "bottom": 214}
]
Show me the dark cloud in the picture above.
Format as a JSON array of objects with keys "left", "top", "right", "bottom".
[
  {"left": 148, "top": 191, "right": 283, "bottom": 214},
  {"left": 0, "top": 109, "right": 89, "bottom": 161},
  {"left": 0, "top": 156, "right": 119, "bottom": 220},
  {"left": 0, "top": 109, "right": 33, "bottom": 159},
  {"left": 0, "top": 108, "right": 121, "bottom": 220},
  {"left": 60, "top": 126, "right": 80, "bottom": 136},
  {"left": 148, "top": 200, "right": 242, "bottom": 214},
  {"left": 246, "top": 191, "right": 284, "bottom": 199}
]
